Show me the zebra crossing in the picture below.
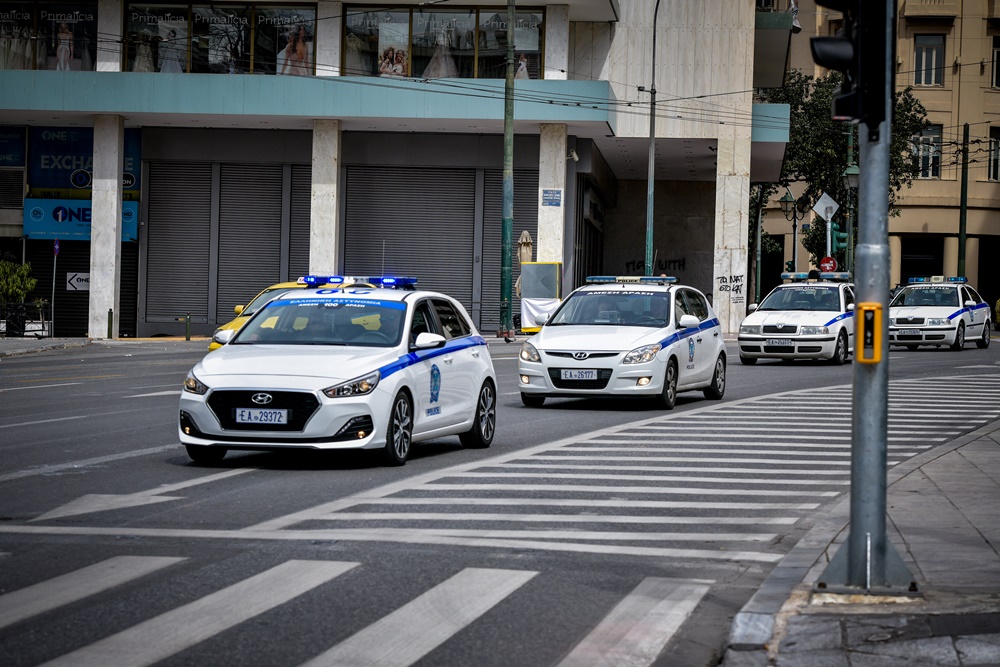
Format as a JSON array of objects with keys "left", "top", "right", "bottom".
[{"left": 0, "top": 554, "right": 710, "bottom": 667}]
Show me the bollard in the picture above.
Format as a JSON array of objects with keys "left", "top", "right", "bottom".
[
  {"left": 185, "top": 312, "right": 191, "bottom": 341},
  {"left": 107, "top": 308, "right": 113, "bottom": 339}
]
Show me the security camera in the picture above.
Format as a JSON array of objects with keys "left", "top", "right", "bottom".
[{"left": 568, "top": 149, "right": 579, "bottom": 162}]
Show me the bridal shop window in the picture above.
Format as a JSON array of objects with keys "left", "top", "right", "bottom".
[
  {"left": 125, "top": 5, "right": 188, "bottom": 73},
  {"left": 254, "top": 7, "right": 315, "bottom": 75},
  {"left": 343, "top": 6, "right": 543, "bottom": 79},
  {"left": 0, "top": 2, "right": 97, "bottom": 71},
  {"left": 191, "top": 5, "right": 251, "bottom": 73}
]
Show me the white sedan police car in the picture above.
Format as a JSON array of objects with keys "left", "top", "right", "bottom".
[
  {"left": 179, "top": 277, "right": 497, "bottom": 466},
  {"left": 888, "top": 277, "right": 992, "bottom": 350},
  {"left": 738, "top": 273, "right": 855, "bottom": 365},
  {"left": 517, "top": 276, "right": 726, "bottom": 409}
]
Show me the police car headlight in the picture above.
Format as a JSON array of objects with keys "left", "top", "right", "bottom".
[
  {"left": 623, "top": 344, "right": 662, "bottom": 364},
  {"left": 323, "top": 371, "right": 380, "bottom": 398},
  {"left": 740, "top": 324, "right": 761, "bottom": 335},
  {"left": 927, "top": 318, "right": 950, "bottom": 326},
  {"left": 520, "top": 342, "right": 541, "bottom": 363},
  {"left": 183, "top": 371, "right": 209, "bottom": 395},
  {"left": 799, "top": 326, "right": 829, "bottom": 335}
]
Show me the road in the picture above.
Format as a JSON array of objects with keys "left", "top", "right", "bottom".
[{"left": 1, "top": 337, "right": 998, "bottom": 666}]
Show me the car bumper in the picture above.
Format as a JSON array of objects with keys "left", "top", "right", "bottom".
[
  {"left": 737, "top": 335, "right": 837, "bottom": 359},
  {"left": 888, "top": 326, "right": 956, "bottom": 346},
  {"left": 517, "top": 359, "right": 666, "bottom": 397}
]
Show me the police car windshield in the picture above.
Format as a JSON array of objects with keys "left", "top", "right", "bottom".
[
  {"left": 549, "top": 290, "right": 671, "bottom": 327},
  {"left": 232, "top": 299, "right": 405, "bottom": 346},
  {"left": 758, "top": 285, "right": 840, "bottom": 312},
  {"left": 891, "top": 287, "right": 958, "bottom": 308}
]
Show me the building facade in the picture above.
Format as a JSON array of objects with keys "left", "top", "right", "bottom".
[{"left": 0, "top": 1, "right": 790, "bottom": 339}]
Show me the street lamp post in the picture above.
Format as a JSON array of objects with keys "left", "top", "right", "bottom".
[
  {"left": 778, "top": 189, "right": 800, "bottom": 271},
  {"left": 643, "top": 0, "right": 662, "bottom": 276},
  {"left": 841, "top": 163, "right": 860, "bottom": 274}
]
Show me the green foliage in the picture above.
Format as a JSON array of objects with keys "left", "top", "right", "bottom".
[
  {"left": 757, "top": 70, "right": 930, "bottom": 265},
  {"left": 0, "top": 261, "right": 38, "bottom": 303}
]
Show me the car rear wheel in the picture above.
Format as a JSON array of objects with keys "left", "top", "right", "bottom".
[
  {"left": 185, "top": 445, "right": 227, "bottom": 464},
  {"left": 460, "top": 380, "right": 495, "bottom": 448},
  {"left": 739, "top": 355, "right": 757, "bottom": 365},
  {"left": 521, "top": 393, "right": 545, "bottom": 407},
  {"left": 828, "top": 331, "right": 848, "bottom": 365},
  {"left": 950, "top": 322, "right": 966, "bottom": 351},
  {"left": 977, "top": 322, "right": 991, "bottom": 349},
  {"left": 703, "top": 354, "right": 726, "bottom": 400},
  {"left": 383, "top": 391, "right": 412, "bottom": 466},
  {"left": 655, "top": 359, "right": 678, "bottom": 410}
]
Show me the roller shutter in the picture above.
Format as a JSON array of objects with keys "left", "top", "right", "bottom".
[
  {"left": 344, "top": 166, "right": 476, "bottom": 309},
  {"left": 215, "top": 164, "right": 284, "bottom": 323},
  {"left": 288, "top": 164, "right": 312, "bottom": 280},
  {"left": 145, "top": 162, "right": 212, "bottom": 321},
  {"left": 481, "top": 170, "right": 539, "bottom": 332}
]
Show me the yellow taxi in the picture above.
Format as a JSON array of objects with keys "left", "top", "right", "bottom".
[{"left": 208, "top": 277, "right": 376, "bottom": 351}]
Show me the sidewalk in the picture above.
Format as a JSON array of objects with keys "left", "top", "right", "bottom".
[{"left": 723, "top": 419, "right": 1000, "bottom": 667}]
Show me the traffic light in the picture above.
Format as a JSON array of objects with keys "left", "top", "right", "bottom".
[
  {"left": 785, "top": 260, "right": 795, "bottom": 273},
  {"left": 810, "top": 2, "right": 890, "bottom": 139},
  {"left": 831, "top": 221, "right": 849, "bottom": 252}
]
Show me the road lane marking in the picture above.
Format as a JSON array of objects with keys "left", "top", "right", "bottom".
[
  {"left": 0, "top": 415, "right": 89, "bottom": 429},
  {"left": 415, "top": 483, "right": 839, "bottom": 497},
  {"left": 0, "top": 556, "right": 186, "bottom": 630},
  {"left": 0, "top": 445, "right": 180, "bottom": 483},
  {"left": 449, "top": 472, "right": 848, "bottom": 485},
  {"left": 126, "top": 390, "right": 181, "bottom": 398},
  {"left": 490, "top": 463, "right": 849, "bottom": 475},
  {"left": 302, "top": 568, "right": 536, "bottom": 667},
  {"left": 0, "top": 382, "right": 81, "bottom": 393},
  {"left": 41, "top": 560, "right": 358, "bottom": 667},
  {"left": 316, "top": 513, "right": 799, "bottom": 525},
  {"left": 558, "top": 578, "right": 711, "bottom": 667}
]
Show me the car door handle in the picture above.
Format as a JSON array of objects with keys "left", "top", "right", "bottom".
[
  {"left": 713, "top": 332, "right": 719, "bottom": 337},
  {"left": 470, "top": 350, "right": 480, "bottom": 357},
  {"left": 442, "top": 355, "right": 454, "bottom": 364},
  {"left": 696, "top": 337, "right": 703, "bottom": 343}
]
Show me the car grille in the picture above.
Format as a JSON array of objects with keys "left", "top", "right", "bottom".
[
  {"left": 895, "top": 317, "right": 925, "bottom": 325},
  {"left": 763, "top": 325, "right": 797, "bottom": 334},
  {"left": 548, "top": 368, "right": 613, "bottom": 389},
  {"left": 545, "top": 351, "right": 620, "bottom": 359},
  {"left": 207, "top": 390, "right": 320, "bottom": 431}
]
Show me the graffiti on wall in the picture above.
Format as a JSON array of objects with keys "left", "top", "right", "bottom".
[{"left": 623, "top": 258, "right": 686, "bottom": 274}]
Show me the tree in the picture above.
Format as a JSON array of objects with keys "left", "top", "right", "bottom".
[
  {"left": 0, "top": 261, "right": 37, "bottom": 304},
  {"left": 756, "top": 69, "right": 929, "bottom": 266}
]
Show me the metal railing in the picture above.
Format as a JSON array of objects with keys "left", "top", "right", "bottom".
[{"left": 1, "top": 302, "right": 53, "bottom": 338}]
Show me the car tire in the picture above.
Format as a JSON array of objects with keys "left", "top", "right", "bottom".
[
  {"left": 655, "top": 359, "right": 678, "bottom": 410},
  {"left": 950, "top": 322, "right": 966, "bottom": 351},
  {"left": 460, "top": 380, "right": 496, "bottom": 449},
  {"left": 977, "top": 322, "right": 991, "bottom": 349},
  {"left": 185, "top": 445, "right": 227, "bottom": 464},
  {"left": 521, "top": 393, "right": 545, "bottom": 407},
  {"left": 383, "top": 391, "right": 413, "bottom": 466},
  {"left": 828, "top": 331, "right": 848, "bottom": 365},
  {"left": 739, "top": 355, "right": 757, "bottom": 365},
  {"left": 703, "top": 354, "right": 726, "bottom": 400}
]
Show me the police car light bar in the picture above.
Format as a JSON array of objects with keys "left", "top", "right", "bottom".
[
  {"left": 586, "top": 276, "right": 677, "bottom": 284},
  {"left": 781, "top": 272, "right": 811, "bottom": 281},
  {"left": 300, "top": 275, "right": 418, "bottom": 288},
  {"left": 908, "top": 276, "right": 966, "bottom": 284},
  {"left": 819, "top": 272, "right": 851, "bottom": 281}
]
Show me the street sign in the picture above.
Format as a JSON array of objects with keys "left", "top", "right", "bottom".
[
  {"left": 819, "top": 256, "right": 838, "bottom": 272},
  {"left": 813, "top": 192, "right": 840, "bottom": 220},
  {"left": 66, "top": 272, "right": 90, "bottom": 291},
  {"left": 53, "top": 238, "right": 60, "bottom": 256}
]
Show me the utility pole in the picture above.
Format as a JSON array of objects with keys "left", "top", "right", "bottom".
[
  {"left": 643, "top": 0, "right": 662, "bottom": 276},
  {"left": 499, "top": 0, "right": 515, "bottom": 338},
  {"left": 958, "top": 122, "right": 969, "bottom": 278}
]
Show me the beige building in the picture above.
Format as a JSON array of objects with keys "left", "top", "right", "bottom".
[{"left": 765, "top": 0, "right": 999, "bottom": 312}]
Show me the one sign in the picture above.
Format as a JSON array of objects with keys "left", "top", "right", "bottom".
[
  {"left": 0, "top": 126, "right": 27, "bottom": 167},
  {"left": 812, "top": 192, "right": 840, "bottom": 220},
  {"left": 28, "top": 127, "right": 141, "bottom": 194},
  {"left": 541, "top": 189, "right": 562, "bottom": 207},
  {"left": 819, "top": 256, "right": 838, "bottom": 272},
  {"left": 23, "top": 199, "right": 138, "bottom": 241},
  {"left": 54, "top": 239, "right": 60, "bottom": 256},
  {"left": 67, "top": 273, "right": 90, "bottom": 291}
]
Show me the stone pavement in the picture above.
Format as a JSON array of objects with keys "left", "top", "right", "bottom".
[{"left": 724, "top": 418, "right": 1000, "bottom": 667}]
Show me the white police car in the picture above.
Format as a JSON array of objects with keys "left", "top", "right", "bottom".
[
  {"left": 517, "top": 276, "right": 726, "bottom": 409},
  {"left": 179, "top": 276, "right": 497, "bottom": 466},
  {"left": 737, "top": 272, "right": 855, "bottom": 365},
  {"left": 888, "top": 276, "right": 992, "bottom": 350}
]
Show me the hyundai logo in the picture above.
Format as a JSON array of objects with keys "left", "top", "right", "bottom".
[
  {"left": 251, "top": 393, "right": 273, "bottom": 405},
  {"left": 573, "top": 352, "right": 590, "bottom": 360}
]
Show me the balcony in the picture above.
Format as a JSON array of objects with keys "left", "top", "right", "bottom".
[
  {"left": 902, "top": 0, "right": 959, "bottom": 18},
  {"left": 754, "top": 7, "right": 793, "bottom": 89}
]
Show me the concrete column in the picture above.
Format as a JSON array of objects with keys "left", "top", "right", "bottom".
[
  {"left": 97, "top": 0, "right": 122, "bottom": 71},
  {"left": 316, "top": 1, "right": 342, "bottom": 76},
  {"left": 537, "top": 123, "right": 567, "bottom": 264},
  {"left": 965, "top": 237, "right": 979, "bottom": 286},
  {"left": 712, "top": 131, "right": 751, "bottom": 337},
  {"left": 543, "top": 5, "right": 569, "bottom": 80},
  {"left": 889, "top": 235, "right": 902, "bottom": 288},
  {"left": 88, "top": 115, "right": 124, "bottom": 339},
  {"left": 943, "top": 236, "right": 958, "bottom": 276},
  {"left": 310, "top": 119, "right": 342, "bottom": 274}
]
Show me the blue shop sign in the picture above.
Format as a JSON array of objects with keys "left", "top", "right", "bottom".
[
  {"left": 0, "top": 127, "right": 27, "bottom": 167},
  {"left": 23, "top": 199, "right": 138, "bottom": 241},
  {"left": 28, "top": 127, "right": 141, "bottom": 191}
]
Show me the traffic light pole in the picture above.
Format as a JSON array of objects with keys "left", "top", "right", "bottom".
[{"left": 817, "top": 0, "right": 915, "bottom": 595}]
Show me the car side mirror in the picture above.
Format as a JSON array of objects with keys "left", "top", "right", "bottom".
[
  {"left": 234, "top": 305, "right": 244, "bottom": 315},
  {"left": 534, "top": 312, "right": 550, "bottom": 326},
  {"left": 678, "top": 314, "right": 700, "bottom": 329},
  {"left": 846, "top": 303, "right": 854, "bottom": 311},
  {"left": 747, "top": 304, "right": 758, "bottom": 313},
  {"left": 413, "top": 332, "right": 446, "bottom": 349},
  {"left": 213, "top": 329, "right": 235, "bottom": 346},
  {"left": 964, "top": 299, "right": 976, "bottom": 307}
]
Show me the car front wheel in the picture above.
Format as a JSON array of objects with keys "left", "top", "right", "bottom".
[
  {"left": 828, "top": 331, "right": 848, "bottom": 365},
  {"left": 521, "top": 393, "right": 545, "bottom": 407},
  {"left": 655, "top": 359, "right": 678, "bottom": 410},
  {"left": 185, "top": 445, "right": 227, "bottom": 464},
  {"left": 977, "top": 322, "right": 991, "bottom": 349},
  {"left": 383, "top": 391, "right": 413, "bottom": 466},
  {"left": 950, "top": 323, "right": 966, "bottom": 351},
  {"left": 460, "top": 381, "right": 496, "bottom": 448},
  {"left": 740, "top": 355, "right": 757, "bottom": 365},
  {"left": 703, "top": 354, "right": 726, "bottom": 400}
]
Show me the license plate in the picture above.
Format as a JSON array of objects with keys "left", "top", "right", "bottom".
[
  {"left": 899, "top": 329, "right": 920, "bottom": 335},
  {"left": 765, "top": 338, "right": 794, "bottom": 346},
  {"left": 561, "top": 369, "right": 597, "bottom": 380},
  {"left": 235, "top": 408, "right": 288, "bottom": 424}
]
